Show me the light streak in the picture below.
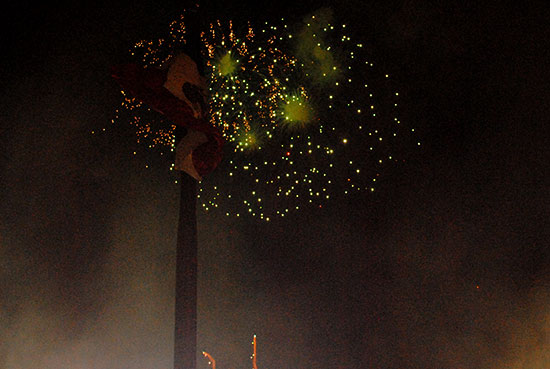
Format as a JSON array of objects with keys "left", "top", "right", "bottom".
[
  {"left": 202, "top": 351, "right": 216, "bottom": 369},
  {"left": 252, "top": 334, "right": 258, "bottom": 369},
  {"left": 201, "top": 335, "right": 259, "bottom": 369}
]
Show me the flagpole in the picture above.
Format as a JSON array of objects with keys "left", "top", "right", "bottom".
[
  {"left": 111, "top": 8, "right": 209, "bottom": 368},
  {"left": 174, "top": 170, "right": 198, "bottom": 369}
]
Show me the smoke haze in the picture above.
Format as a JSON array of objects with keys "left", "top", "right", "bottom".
[{"left": 1, "top": 1, "right": 548, "bottom": 368}]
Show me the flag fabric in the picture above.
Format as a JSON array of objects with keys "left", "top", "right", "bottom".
[{"left": 111, "top": 53, "right": 223, "bottom": 180}]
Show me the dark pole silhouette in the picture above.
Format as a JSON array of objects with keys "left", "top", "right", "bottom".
[
  {"left": 112, "top": 5, "right": 215, "bottom": 368},
  {"left": 174, "top": 171, "right": 198, "bottom": 369},
  {"left": 173, "top": 7, "right": 206, "bottom": 368}
]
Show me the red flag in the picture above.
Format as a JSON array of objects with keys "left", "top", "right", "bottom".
[{"left": 111, "top": 53, "right": 223, "bottom": 180}]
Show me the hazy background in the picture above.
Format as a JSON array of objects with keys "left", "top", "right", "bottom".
[{"left": 1, "top": 1, "right": 549, "bottom": 368}]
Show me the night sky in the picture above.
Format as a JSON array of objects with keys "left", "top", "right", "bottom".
[{"left": 1, "top": 1, "right": 549, "bottom": 369}]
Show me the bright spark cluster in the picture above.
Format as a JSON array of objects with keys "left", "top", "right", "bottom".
[
  {"left": 113, "top": 93, "right": 176, "bottom": 148},
  {"left": 198, "top": 11, "right": 414, "bottom": 220},
  {"left": 202, "top": 20, "right": 297, "bottom": 143},
  {"left": 106, "top": 15, "right": 187, "bottom": 159}
]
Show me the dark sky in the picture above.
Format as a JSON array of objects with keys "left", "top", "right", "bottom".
[{"left": 1, "top": 1, "right": 549, "bottom": 369}]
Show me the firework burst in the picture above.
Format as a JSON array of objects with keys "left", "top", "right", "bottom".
[{"left": 108, "top": 8, "right": 416, "bottom": 220}]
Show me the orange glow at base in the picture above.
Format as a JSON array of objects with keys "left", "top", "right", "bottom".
[
  {"left": 252, "top": 334, "right": 258, "bottom": 369},
  {"left": 202, "top": 335, "right": 258, "bottom": 369},
  {"left": 202, "top": 351, "right": 216, "bottom": 369}
]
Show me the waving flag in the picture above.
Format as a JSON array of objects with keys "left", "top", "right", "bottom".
[{"left": 111, "top": 53, "right": 223, "bottom": 180}]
